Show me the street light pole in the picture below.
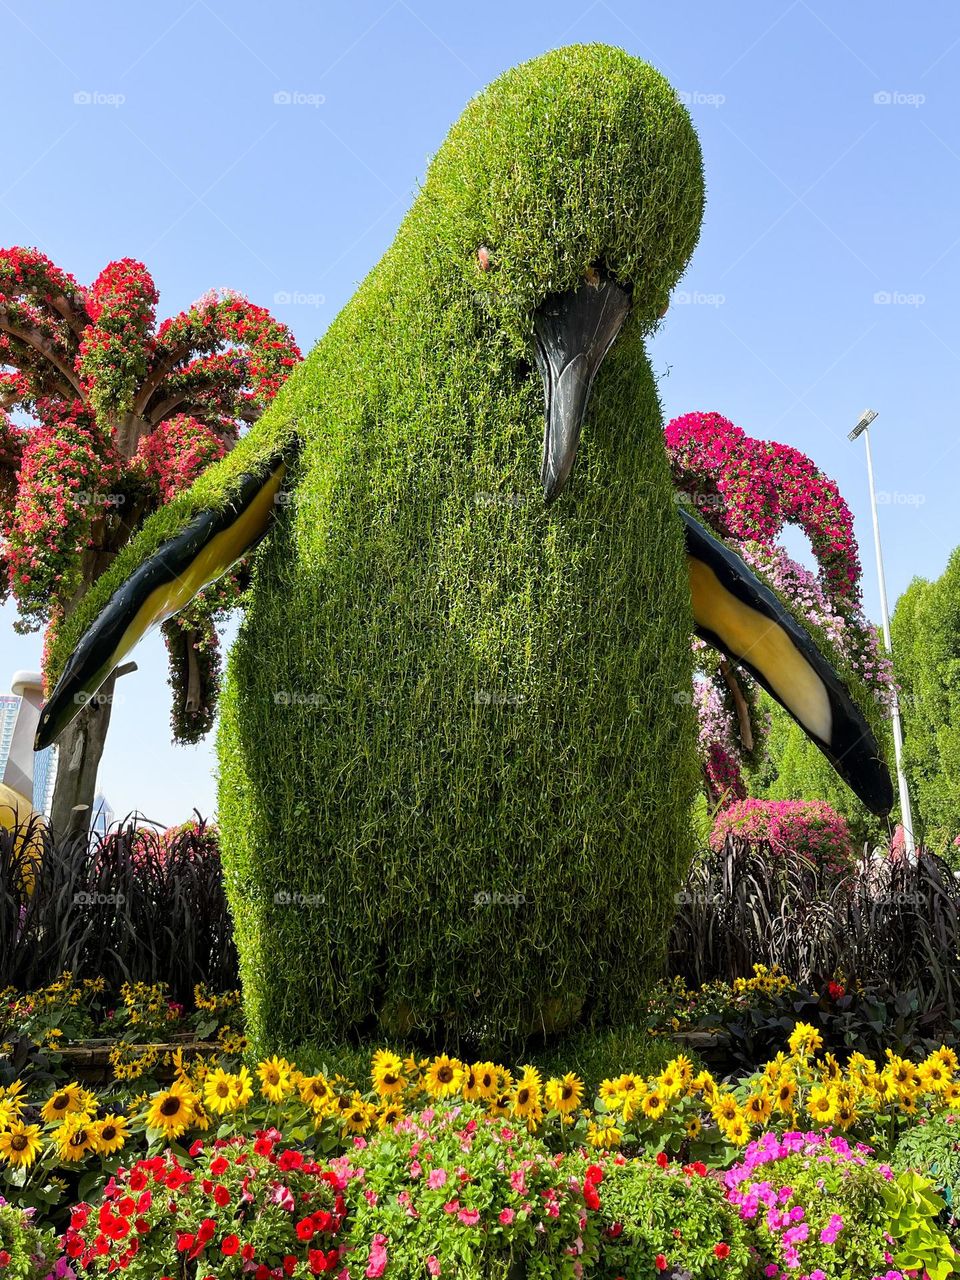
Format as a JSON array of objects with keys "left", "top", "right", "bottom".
[{"left": 848, "top": 409, "right": 916, "bottom": 861}]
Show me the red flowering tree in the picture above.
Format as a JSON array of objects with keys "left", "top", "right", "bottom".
[
  {"left": 0, "top": 248, "right": 301, "bottom": 833},
  {"left": 666, "top": 411, "right": 893, "bottom": 808}
]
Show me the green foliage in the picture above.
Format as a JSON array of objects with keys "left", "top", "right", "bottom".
[
  {"left": 882, "top": 1168, "right": 960, "bottom": 1279},
  {"left": 0, "top": 1201, "right": 58, "bottom": 1279},
  {"left": 893, "top": 1110, "right": 960, "bottom": 1211},
  {"left": 892, "top": 552, "right": 960, "bottom": 852},
  {"left": 594, "top": 1162, "right": 750, "bottom": 1279}
]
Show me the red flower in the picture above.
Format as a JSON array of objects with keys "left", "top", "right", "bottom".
[
  {"left": 221, "top": 1236, "right": 240, "bottom": 1257},
  {"left": 655, "top": 1255, "right": 668, "bottom": 1272},
  {"left": 297, "top": 1218, "right": 316, "bottom": 1240},
  {"left": 714, "top": 1242, "right": 731, "bottom": 1259},
  {"left": 656, "top": 1152, "right": 669, "bottom": 1169}
]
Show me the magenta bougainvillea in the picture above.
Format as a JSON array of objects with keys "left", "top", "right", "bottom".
[
  {"left": 710, "top": 797, "right": 857, "bottom": 875},
  {"left": 0, "top": 247, "right": 301, "bottom": 745},
  {"left": 666, "top": 411, "right": 892, "bottom": 808}
]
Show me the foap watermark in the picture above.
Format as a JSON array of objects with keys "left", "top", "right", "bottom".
[
  {"left": 74, "top": 90, "right": 126, "bottom": 108},
  {"left": 873, "top": 290, "right": 925, "bottom": 306},
  {"left": 74, "top": 891, "right": 126, "bottom": 906},
  {"left": 273, "top": 90, "right": 326, "bottom": 108},
  {"left": 674, "top": 491, "right": 725, "bottom": 512},
  {"left": 676, "top": 89, "right": 726, "bottom": 108},
  {"left": 673, "top": 289, "right": 725, "bottom": 308},
  {"left": 74, "top": 491, "right": 126, "bottom": 509},
  {"left": 474, "top": 690, "right": 525, "bottom": 707},
  {"left": 274, "top": 890, "right": 326, "bottom": 907},
  {"left": 273, "top": 690, "right": 331, "bottom": 708},
  {"left": 876, "top": 490, "right": 926, "bottom": 506},
  {"left": 873, "top": 90, "right": 925, "bottom": 108},
  {"left": 74, "top": 690, "right": 121, "bottom": 708},
  {"left": 674, "top": 885, "right": 723, "bottom": 906},
  {"left": 473, "top": 890, "right": 527, "bottom": 907},
  {"left": 274, "top": 290, "right": 326, "bottom": 307},
  {"left": 475, "top": 492, "right": 531, "bottom": 509}
]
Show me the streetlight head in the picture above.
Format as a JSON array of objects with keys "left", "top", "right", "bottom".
[{"left": 848, "top": 408, "right": 878, "bottom": 441}]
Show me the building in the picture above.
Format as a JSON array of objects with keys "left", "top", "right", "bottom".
[
  {"left": 33, "top": 743, "right": 59, "bottom": 816},
  {"left": 0, "top": 682, "right": 59, "bottom": 817},
  {"left": 0, "top": 695, "right": 18, "bottom": 776},
  {"left": 91, "top": 793, "right": 115, "bottom": 837}
]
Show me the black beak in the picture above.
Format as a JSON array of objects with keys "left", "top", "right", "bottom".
[{"left": 533, "top": 270, "right": 631, "bottom": 503}]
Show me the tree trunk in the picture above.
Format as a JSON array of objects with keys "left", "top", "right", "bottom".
[{"left": 48, "top": 673, "right": 117, "bottom": 839}]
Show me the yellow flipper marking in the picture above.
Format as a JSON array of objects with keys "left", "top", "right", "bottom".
[{"left": 688, "top": 555, "right": 832, "bottom": 744}]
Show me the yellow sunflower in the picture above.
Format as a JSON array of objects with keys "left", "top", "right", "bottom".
[
  {"left": 711, "top": 1094, "right": 739, "bottom": 1126},
  {"left": 371, "top": 1050, "right": 406, "bottom": 1098},
  {"left": 300, "top": 1073, "right": 334, "bottom": 1112},
  {"left": 342, "top": 1094, "right": 376, "bottom": 1135},
  {"left": 806, "top": 1087, "right": 836, "bottom": 1124},
  {"left": 145, "top": 1082, "right": 196, "bottom": 1139},
  {"left": 40, "top": 1081, "right": 85, "bottom": 1124},
  {"left": 933, "top": 1045, "right": 959, "bottom": 1075},
  {"left": 684, "top": 1115, "right": 703, "bottom": 1140},
  {"left": 775, "top": 1079, "right": 797, "bottom": 1113},
  {"left": 54, "top": 1114, "right": 96, "bottom": 1162},
  {"left": 204, "top": 1068, "right": 241, "bottom": 1115},
  {"left": 257, "top": 1055, "right": 295, "bottom": 1105},
  {"left": 92, "top": 1114, "right": 129, "bottom": 1154},
  {"left": 424, "top": 1055, "right": 463, "bottom": 1099},
  {"left": 544, "top": 1073, "right": 584, "bottom": 1116},
  {"left": 641, "top": 1090, "right": 668, "bottom": 1121},
  {"left": 0, "top": 1120, "right": 42, "bottom": 1168},
  {"left": 723, "top": 1115, "right": 750, "bottom": 1145},
  {"left": 744, "top": 1092, "right": 772, "bottom": 1125},
  {"left": 377, "top": 1102, "right": 405, "bottom": 1129},
  {"left": 788, "top": 1022, "right": 823, "bottom": 1058},
  {"left": 512, "top": 1067, "right": 542, "bottom": 1120}
]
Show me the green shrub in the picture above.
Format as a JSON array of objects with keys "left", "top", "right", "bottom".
[
  {"left": 594, "top": 1160, "right": 750, "bottom": 1279},
  {"left": 893, "top": 1109, "right": 960, "bottom": 1209},
  {"left": 0, "top": 1199, "right": 58, "bottom": 1279}
]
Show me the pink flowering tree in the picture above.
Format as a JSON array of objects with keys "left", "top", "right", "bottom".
[
  {"left": 0, "top": 248, "right": 301, "bottom": 833},
  {"left": 666, "top": 412, "right": 894, "bottom": 812}
]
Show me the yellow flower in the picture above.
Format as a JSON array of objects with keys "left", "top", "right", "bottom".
[
  {"left": 833, "top": 1100, "right": 858, "bottom": 1130},
  {"left": 230, "top": 1065, "right": 253, "bottom": 1109},
  {"left": 300, "top": 1073, "right": 334, "bottom": 1112},
  {"left": 204, "top": 1068, "right": 241, "bottom": 1115},
  {"left": 371, "top": 1050, "right": 406, "bottom": 1098},
  {"left": 464, "top": 1062, "right": 498, "bottom": 1101},
  {"left": 711, "top": 1094, "right": 739, "bottom": 1126},
  {"left": 775, "top": 1079, "right": 797, "bottom": 1113},
  {"left": 424, "top": 1055, "right": 463, "bottom": 1099},
  {"left": 544, "top": 1073, "right": 583, "bottom": 1116},
  {"left": 92, "top": 1114, "right": 129, "bottom": 1154},
  {"left": 670, "top": 1054, "right": 694, "bottom": 1085},
  {"left": 806, "top": 1087, "right": 836, "bottom": 1124},
  {"left": 920, "top": 1057, "right": 950, "bottom": 1094},
  {"left": 942, "top": 1082, "right": 960, "bottom": 1108},
  {"left": 512, "top": 1067, "right": 542, "bottom": 1120},
  {"left": 723, "top": 1115, "right": 750, "bottom": 1145},
  {"left": 377, "top": 1102, "right": 405, "bottom": 1129},
  {"left": 744, "top": 1092, "right": 772, "bottom": 1125},
  {"left": 0, "top": 1121, "right": 43, "bottom": 1168},
  {"left": 788, "top": 1022, "right": 823, "bottom": 1058},
  {"left": 488, "top": 1091, "right": 512, "bottom": 1119},
  {"left": 257, "top": 1055, "right": 295, "bottom": 1105},
  {"left": 690, "top": 1071, "right": 717, "bottom": 1102},
  {"left": 145, "top": 1083, "right": 196, "bottom": 1139},
  {"left": 933, "top": 1045, "right": 959, "bottom": 1075},
  {"left": 54, "top": 1114, "right": 96, "bottom": 1162},
  {"left": 40, "top": 1082, "right": 85, "bottom": 1124},
  {"left": 684, "top": 1115, "right": 703, "bottom": 1140},
  {"left": 586, "top": 1115, "right": 622, "bottom": 1149},
  {"left": 342, "top": 1094, "right": 376, "bottom": 1135},
  {"left": 641, "top": 1089, "right": 668, "bottom": 1121},
  {"left": 657, "top": 1065, "right": 684, "bottom": 1097}
]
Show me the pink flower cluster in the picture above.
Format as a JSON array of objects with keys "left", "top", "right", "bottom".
[{"left": 710, "top": 798, "right": 856, "bottom": 874}]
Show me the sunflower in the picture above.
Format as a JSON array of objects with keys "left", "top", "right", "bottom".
[
  {"left": 145, "top": 1082, "right": 196, "bottom": 1139},
  {"left": 775, "top": 1079, "right": 797, "bottom": 1113},
  {"left": 641, "top": 1090, "right": 668, "bottom": 1121},
  {"left": 943, "top": 1082, "right": 960, "bottom": 1108},
  {"left": 670, "top": 1054, "right": 694, "bottom": 1086},
  {"left": 806, "top": 1087, "right": 836, "bottom": 1124},
  {"left": 711, "top": 1094, "right": 739, "bottom": 1126},
  {"left": 690, "top": 1071, "right": 717, "bottom": 1102},
  {"left": 40, "top": 1081, "right": 85, "bottom": 1124},
  {"left": 820, "top": 1054, "right": 842, "bottom": 1082},
  {"left": 92, "top": 1114, "right": 129, "bottom": 1154},
  {"left": 920, "top": 1058, "right": 950, "bottom": 1094},
  {"left": 787, "top": 1022, "right": 823, "bottom": 1058},
  {"left": 424, "top": 1055, "right": 463, "bottom": 1099},
  {"left": 899, "top": 1094, "right": 919, "bottom": 1116},
  {"left": 512, "top": 1067, "right": 542, "bottom": 1120},
  {"left": 744, "top": 1092, "right": 772, "bottom": 1125},
  {"left": 464, "top": 1061, "right": 498, "bottom": 1102},
  {"left": 378, "top": 1102, "right": 405, "bottom": 1129},
  {"left": 342, "top": 1094, "right": 376, "bottom": 1135},
  {"left": 544, "top": 1073, "right": 584, "bottom": 1116},
  {"left": 657, "top": 1065, "right": 683, "bottom": 1098},
  {"left": 586, "top": 1116, "right": 622, "bottom": 1149},
  {"left": 723, "top": 1116, "right": 750, "bottom": 1146},
  {"left": 231, "top": 1065, "right": 254, "bottom": 1109},
  {"left": 371, "top": 1050, "right": 406, "bottom": 1098},
  {"left": 934, "top": 1045, "right": 959, "bottom": 1075},
  {"left": 257, "top": 1055, "right": 295, "bottom": 1105},
  {"left": 204, "top": 1068, "right": 241, "bottom": 1115},
  {"left": 54, "top": 1114, "right": 96, "bottom": 1162},
  {"left": 833, "top": 1101, "right": 858, "bottom": 1130},
  {"left": 0, "top": 1121, "right": 42, "bottom": 1168},
  {"left": 684, "top": 1115, "right": 702, "bottom": 1140},
  {"left": 300, "top": 1073, "right": 334, "bottom": 1112}
]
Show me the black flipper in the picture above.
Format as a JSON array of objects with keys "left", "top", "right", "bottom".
[
  {"left": 35, "top": 452, "right": 289, "bottom": 749},
  {"left": 681, "top": 508, "right": 893, "bottom": 816}
]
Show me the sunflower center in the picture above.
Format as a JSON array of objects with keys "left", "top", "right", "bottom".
[
  {"left": 10, "top": 1134, "right": 27, "bottom": 1151},
  {"left": 437, "top": 1067, "right": 453, "bottom": 1084},
  {"left": 160, "top": 1097, "right": 183, "bottom": 1117}
]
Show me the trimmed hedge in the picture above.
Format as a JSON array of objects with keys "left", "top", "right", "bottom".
[{"left": 56, "top": 45, "right": 706, "bottom": 1051}]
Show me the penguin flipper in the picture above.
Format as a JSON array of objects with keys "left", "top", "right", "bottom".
[
  {"left": 681, "top": 508, "right": 893, "bottom": 816},
  {"left": 35, "top": 448, "right": 291, "bottom": 750}
]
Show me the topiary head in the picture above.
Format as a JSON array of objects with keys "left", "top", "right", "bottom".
[{"left": 416, "top": 44, "right": 705, "bottom": 499}]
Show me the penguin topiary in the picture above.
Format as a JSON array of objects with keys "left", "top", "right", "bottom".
[{"left": 37, "top": 45, "right": 892, "bottom": 1052}]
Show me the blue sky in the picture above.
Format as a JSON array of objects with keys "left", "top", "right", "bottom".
[{"left": 2, "top": 0, "right": 959, "bottom": 822}]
